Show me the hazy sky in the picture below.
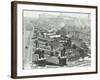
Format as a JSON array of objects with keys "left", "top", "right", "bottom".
[{"left": 23, "top": 10, "right": 90, "bottom": 20}]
